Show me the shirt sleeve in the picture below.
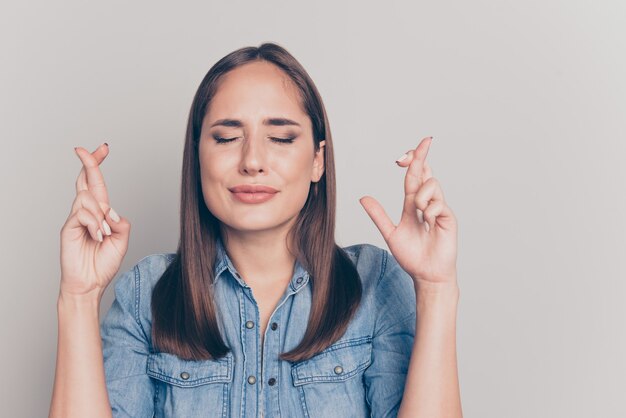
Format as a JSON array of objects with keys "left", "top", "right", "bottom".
[
  {"left": 100, "top": 262, "right": 155, "bottom": 418},
  {"left": 364, "top": 248, "right": 417, "bottom": 418}
]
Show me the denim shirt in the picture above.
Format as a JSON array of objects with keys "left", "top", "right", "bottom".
[{"left": 100, "top": 239, "right": 417, "bottom": 418}]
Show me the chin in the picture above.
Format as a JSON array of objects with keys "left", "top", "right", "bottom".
[{"left": 216, "top": 211, "right": 282, "bottom": 228}]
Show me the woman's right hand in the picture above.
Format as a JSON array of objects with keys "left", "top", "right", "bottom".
[{"left": 59, "top": 143, "right": 131, "bottom": 300}]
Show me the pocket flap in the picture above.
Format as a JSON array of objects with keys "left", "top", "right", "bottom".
[
  {"left": 147, "top": 351, "right": 233, "bottom": 387},
  {"left": 291, "top": 336, "right": 372, "bottom": 386}
]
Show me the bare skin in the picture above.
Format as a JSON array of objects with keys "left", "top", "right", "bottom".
[
  {"left": 49, "top": 143, "right": 128, "bottom": 418},
  {"left": 361, "top": 136, "right": 462, "bottom": 417},
  {"left": 198, "top": 61, "right": 327, "bottom": 371},
  {"left": 49, "top": 61, "right": 462, "bottom": 418}
]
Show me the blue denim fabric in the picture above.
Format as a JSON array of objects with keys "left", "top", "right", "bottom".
[{"left": 100, "top": 239, "right": 416, "bottom": 418}]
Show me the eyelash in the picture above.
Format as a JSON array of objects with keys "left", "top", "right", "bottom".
[{"left": 213, "top": 136, "right": 296, "bottom": 144}]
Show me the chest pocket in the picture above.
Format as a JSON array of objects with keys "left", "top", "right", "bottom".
[
  {"left": 291, "top": 336, "right": 372, "bottom": 418},
  {"left": 147, "top": 351, "right": 233, "bottom": 418}
]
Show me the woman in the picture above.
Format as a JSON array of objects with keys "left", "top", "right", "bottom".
[{"left": 49, "top": 43, "right": 462, "bottom": 418}]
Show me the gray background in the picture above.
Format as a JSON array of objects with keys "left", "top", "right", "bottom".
[{"left": 1, "top": 0, "right": 625, "bottom": 417}]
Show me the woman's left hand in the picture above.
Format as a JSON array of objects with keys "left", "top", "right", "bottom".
[{"left": 360, "top": 136, "right": 458, "bottom": 287}]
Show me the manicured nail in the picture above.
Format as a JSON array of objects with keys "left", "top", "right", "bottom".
[
  {"left": 97, "top": 229, "right": 103, "bottom": 242},
  {"left": 424, "top": 221, "right": 430, "bottom": 233},
  {"left": 102, "top": 219, "right": 112, "bottom": 236},
  {"left": 395, "top": 153, "right": 408, "bottom": 163},
  {"left": 109, "top": 207, "right": 120, "bottom": 223}
]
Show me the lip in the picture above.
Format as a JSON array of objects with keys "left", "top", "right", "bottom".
[
  {"left": 228, "top": 184, "right": 279, "bottom": 204},
  {"left": 228, "top": 184, "right": 279, "bottom": 193}
]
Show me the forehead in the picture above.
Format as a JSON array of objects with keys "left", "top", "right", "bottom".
[{"left": 206, "top": 61, "right": 306, "bottom": 122}]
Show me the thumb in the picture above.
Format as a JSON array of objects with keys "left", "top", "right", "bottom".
[
  {"left": 104, "top": 206, "right": 131, "bottom": 248},
  {"left": 359, "top": 196, "right": 395, "bottom": 242}
]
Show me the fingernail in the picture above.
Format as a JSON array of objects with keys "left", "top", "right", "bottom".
[
  {"left": 97, "top": 229, "right": 103, "bottom": 242},
  {"left": 102, "top": 219, "right": 112, "bottom": 236},
  {"left": 395, "top": 153, "right": 408, "bottom": 163},
  {"left": 424, "top": 221, "right": 430, "bottom": 233},
  {"left": 103, "top": 142, "right": 109, "bottom": 148},
  {"left": 109, "top": 207, "right": 120, "bottom": 223}
]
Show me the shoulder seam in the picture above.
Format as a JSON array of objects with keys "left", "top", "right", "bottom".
[
  {"left": 372, "top": 247, "right": 388, "bottom": 338},
  {"left": 132, "top": 263, "right": 150, "bottom": 344},
  {"left": 377, "top": 247, "right": 388, "bottom": 288}
]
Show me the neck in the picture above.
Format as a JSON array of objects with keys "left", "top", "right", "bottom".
[{"left": 221, "top": 227, "right": 297, "bottom": 287}]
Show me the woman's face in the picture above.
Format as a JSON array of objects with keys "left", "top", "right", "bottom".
[{"left": 198, "top": 60, "right": 325, "bottom": 237}]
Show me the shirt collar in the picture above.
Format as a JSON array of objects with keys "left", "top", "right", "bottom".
[{"left": 213, "top": 236, "right": 310, "bottom": 291}]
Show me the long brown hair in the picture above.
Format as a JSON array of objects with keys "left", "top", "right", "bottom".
[{"left": 151, "top": 42, "right": 362, "bottom": 363}]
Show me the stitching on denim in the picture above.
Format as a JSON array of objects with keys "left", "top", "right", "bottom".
[
  {"left": 132, "top": 264, "right": 141, "bottom": 330},
  {"left": 291, "top": 336, "right": 373, "bottom": 384},
  {"left": 146, "top": 353, "right": 233, "bottom": 386},
  {"left": 238, "top": 286, "right": 248, "bottom": 418},
  {"left": 294, "top": 359, "right": 371, "bottom": 384},
  {"left": 133, "top": 263, "right": 151, "bottom": 346},
  {"left": 377, "top": 247, "right": 388, "bottom": 288},
  {"left": 313, "top": 335, "right": 373, "bottom": 355},
  {"left": 221, "top": 382, "right": 228, "bottom": 418},
  {"left": 153, "top": 376, "right": 159, "bottom": 411},
  {"left": 147, "top": 370, "right": 231, "bottom": 386},
  {"left": 105, "top": 372, "right": 152, "bottom": 383},
  {"left": 372, "top": 247, "right": 389, "bottom": 338},
  {"left": 298, "top": 385, "right": 310, "bottom": 418}
]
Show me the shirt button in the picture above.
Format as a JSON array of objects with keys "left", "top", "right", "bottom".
[
  {"left": 180, "top": 372, "right": 190, "bottom": 380},
  {"left": 334, "top": 365, "right": 343, "bottom": 374},
  {"left": 245, "top": 320, "right": 255, "bottom": 329},
  {"left": 296, "top": 277, "right": 303, "bottom": 284},
  {"left": 270, "top": 322, "right": 278, "bottom": 331},
  {"left": 247, "top": 375, "right": 257, "bottom": 385},
  {"left": 268, "top": 377, "right": 276, "bottom": 386}
]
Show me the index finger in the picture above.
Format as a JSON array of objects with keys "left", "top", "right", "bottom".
[
  {"left": 404, "top": 136, "right": 433, "bottom": 197},
  {"left": 74, "top": 145, "right": 110, "bottom": 207},
  {"left": 75, "top": 144, "right": 109, "bottom": 193}
]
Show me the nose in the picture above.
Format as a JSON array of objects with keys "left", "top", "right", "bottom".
[{"left": 239, "top": 134, "right": 267, "bottom": 176}]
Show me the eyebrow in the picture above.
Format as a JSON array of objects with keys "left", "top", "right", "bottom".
[{"left": 209, "top": 117, "right": 301, "bottom": 128}]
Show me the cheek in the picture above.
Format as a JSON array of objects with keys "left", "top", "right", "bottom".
[
  {"left": 280, "top": 155, "right": 315, "bottom": 201},
  {"left": 199, "top": 146, "right": 229, "bottom": 181},
  {"left": 198, "top": 153, "right": 228, "bottom": 204}
]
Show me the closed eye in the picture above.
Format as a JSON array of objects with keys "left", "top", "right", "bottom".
[
  {"left": 270, "top": 136, "right": 296, "bottom": 144},
  {"left": 213, "top": 136, "right": 237, "bottom": 144},
  {"left": 212, "top": 136, "right": 296, "bottom": 144}
]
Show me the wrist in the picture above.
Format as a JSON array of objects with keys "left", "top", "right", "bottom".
[
  {"left": 413, "top": 277, "right": 459, "bottom": 310},
  {"left": 414, "top": 275, "right": 459, "bottom": 294},
  {"left": 58, "top": 288, "right": 103, "bottom": 312}
]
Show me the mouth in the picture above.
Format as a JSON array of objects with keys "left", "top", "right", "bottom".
[
  {"left": 228, "top": 184, "right": 279, "bottom": 193},
  {"left": 228, "top": 184, "right": 279, "bottom": 204},
  {"left": 229, "top": 190, "right": 278, "bottom": 204}
]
